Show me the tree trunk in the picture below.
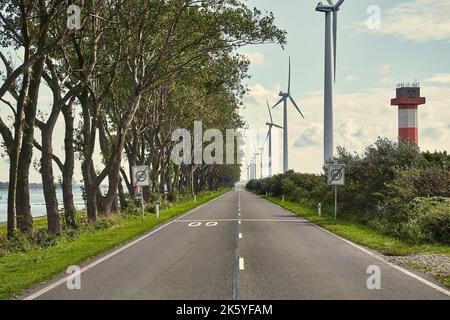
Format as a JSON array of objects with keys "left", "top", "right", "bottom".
[
  {"left": 82, "top": 160, "right": 97, "bottom": 222},
  {"left": 61, "top": 105, "right": 76, "bottom": 228}
]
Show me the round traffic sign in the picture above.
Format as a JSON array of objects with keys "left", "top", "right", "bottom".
[
  {"left": 135, "top": 170, "right": 147, "bottom": 182},
  {"left": 331, "top": 168, "right": 343, "bottom": 182}
]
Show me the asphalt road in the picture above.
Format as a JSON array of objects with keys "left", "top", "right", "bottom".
[{"left": 24, "top": 190, "right": 450, "bottom": 300}]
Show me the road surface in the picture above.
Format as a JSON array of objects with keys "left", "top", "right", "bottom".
[{"left": 24, "top": 190, "right": 450, "bottom": 300}]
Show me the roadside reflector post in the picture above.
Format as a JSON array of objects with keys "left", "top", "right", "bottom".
[
  {"left": 194, "top": 194, "right": 197, "bottom": 203},
  {"left": 155, "top": 201, "right": 160, "bottom": 219},
  {"left": 282, "top": 195, "right": 285, "bottom": 203},
  {"left": 318, "top": 203, "right": 322, "bottom": 217}
]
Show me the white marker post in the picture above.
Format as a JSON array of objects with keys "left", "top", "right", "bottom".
[
  {"left": 132, "top": 166, "right": 151, "bottom": 221},
  {"left": 327, "top": 164, "right": 345, "bottom": 220},
  {"left": 155, "top": 201, "right": 160, "bottom": 219}
]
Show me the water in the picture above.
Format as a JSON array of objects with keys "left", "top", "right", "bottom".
[{"left": 0, "top": 187, "right": 86, "bottom": 223}]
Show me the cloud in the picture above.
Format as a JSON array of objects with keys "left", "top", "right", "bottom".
[
  {"left": 294, "top": 124, "right": 322, "bottom": 148},
  {"left": 345, "top": 75, "right": 358, "bottom": 81},
  {"left": 245, "top": 52, "right": 265, "bottom": 65},
  {"left": 242, "top": 81, "right": 450, "bottom": 175},
  {"left": 377, "top": 64, "right": 392, "bottom": 76},
  {"left": 425, "top": 73, "right": 450, "bottom": 84},
  {"left": 370, "top": 0, "right": 450, "bottom": 42}
]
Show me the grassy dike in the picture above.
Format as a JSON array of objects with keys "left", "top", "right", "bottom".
[
  {"left": 263, "top": 195, "right": 450, "bottom": 287},
  {"left": 0, "top": 190, "right": 227, "bottom": 300}
]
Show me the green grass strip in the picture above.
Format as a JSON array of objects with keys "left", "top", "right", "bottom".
[
  {"left": 265, "top": 196, "right": 450, "bottom": 257},
  {"left": 0, "top": 190, "right": 226, "bottom": 300}
]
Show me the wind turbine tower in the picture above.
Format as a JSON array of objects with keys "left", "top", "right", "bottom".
[
  {"left": 259, "top": 147, "right": 264, "bottom": 179},
  {"left": 265, "top": 101, "right": 283, "bottom": 177},
  {"left": 316, "top": 0, "right": 345, "bottom": 164},
  {"left": 273, "top": 57, "right": 304, "bottom": 173}
]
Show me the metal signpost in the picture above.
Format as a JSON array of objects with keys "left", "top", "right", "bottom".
[
  {"left": 132, "top": 166, "right": 150, "bottom": 220},
  {"left": 327, "top": 164, "right": 345, "bottom": 219}
]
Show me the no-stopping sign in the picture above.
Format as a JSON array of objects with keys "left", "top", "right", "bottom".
[
  {"left": 132, "top": 166, "right": 150, "bottom": 187},
  {"left": 327, "top": 164, "right": 345, "bottom": 186}
]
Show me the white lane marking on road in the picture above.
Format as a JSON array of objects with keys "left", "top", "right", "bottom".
[
  {"left": 262, "top": 194, "right": 450, "bottom": 297},
  {"left": 239, "top": 233, "right": 243, "bottom": 239},
  {"left": 177, "top": 218, "right": 300, "bottom": 223},
  {"left": 23, "top": 192, "right": 230, "bottom": 300},
  {"left": 239, "top": 257, "right": 245, "bottom": 270},
  {"left": 205, "top": 222, "right": 218, "bottom": 227},
  {"left": 239, "top": 221, "right": 241, "bottom": 225},
  {"left": 188, "top": 222, "right": 202, "bottom": 227}
]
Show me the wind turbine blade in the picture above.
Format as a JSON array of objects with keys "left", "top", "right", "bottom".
[
  {"left": 267, "top": 100, "right": 273, "bottom": 123},
  {"left": 289, "top": 95, "right": 305, "bottom": 119},
  {"left": 288, "top": 57, "right": 291, "bottom": 94},
  {"left": 327, "top": 0, "right": 335, "bottom": 5},
  {"left": 335, "top": 0, "right": 345, "bottom": 9},
  {"left": 265, "top": 130, "right": 270, "bottom": 143},
  {"left": 272, "top": 123, "right": 283, "bottom": 129},
  {"left": 272, "top": 97, "right": 284, "bottom": 109},
  {"left": 333, "top": 10, "right": 337, "bottom": 83}
]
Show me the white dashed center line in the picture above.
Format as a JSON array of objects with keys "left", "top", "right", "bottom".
[
  {"left": 239, "top": 257, "right": 245, "bottom": 270},
  {"left": 239, "top": 233, "right": 243, "bottom": 239}
]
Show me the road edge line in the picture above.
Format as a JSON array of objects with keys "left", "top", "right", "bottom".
[
  {"left": 256, "top": 192, "right": 450, "bottom": 297},
  {"left": 22, "top": 191, "right": 230, "bottom": 300}
]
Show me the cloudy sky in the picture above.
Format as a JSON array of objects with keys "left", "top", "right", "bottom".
[
  {"left": 240, "top": 0, "right": 450, "bottom": 178},
  {"left": 1, "top": 0, "right": 450, "bottom": 182}
]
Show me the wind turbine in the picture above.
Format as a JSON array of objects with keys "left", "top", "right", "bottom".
[
  {"left": 316, "top": 0, "right": 345, "bottom": 164},
  {"left": 265, "top": 100, "right": 283, "bottom": 177},
  {"left": 272, "top": 57, "right": 304, "bottom": 173},
  {"left": 259, "top": 147, "right": 264, "bottom": 179}
]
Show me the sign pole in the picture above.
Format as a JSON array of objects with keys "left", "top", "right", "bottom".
[
  {"left": 334, "top": 186, "right": 338, "bottom": 220},
  {"left": 141, "top": 191, "right": 145, "bottom": 221}
]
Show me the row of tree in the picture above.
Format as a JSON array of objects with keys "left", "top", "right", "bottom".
[{"left": 0, "top": 0, "right": 286, "bottom": 236}]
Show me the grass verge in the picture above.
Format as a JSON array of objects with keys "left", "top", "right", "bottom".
[
  {"left": 264, "top": 195, "right": 450, "bottom": 288},
  {"left": 0, "top": 190, "right": 226, "bottom": 300}
]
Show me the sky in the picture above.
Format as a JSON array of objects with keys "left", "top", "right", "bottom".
[
  {"left": 1, "top": 0, "right": 450, "bottom": 182},
  {"left": 239, "top": 0, "right": 450, "bottom": 178}
]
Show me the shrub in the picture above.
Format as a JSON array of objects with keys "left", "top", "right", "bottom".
[{"left": 400, "top": 197, "right": 450, "bottom": 244}]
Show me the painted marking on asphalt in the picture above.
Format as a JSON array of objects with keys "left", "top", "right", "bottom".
[
  {"left": 239, "top": 233, "right": 243, "bottom": 239},
  {"left": 261, "top": 193, "right": 450, "bottom": 298},
  {"left": 239, "top": 257, "right": 245, "bottom": 270},
  {"left": 205, "top": 222, "right": 218, "bottom": 227},
  {"left": 176, "top": 219, "right": 301, "bottom": 223},
  {"left": 239, "top": 221, "right": 241, "bottom": 225},
  {"left": 188, "top": 222, "right": 202, "bottom": 227},
  {"left": 23, "top": 192, "right": 230, "bottom": 300}
]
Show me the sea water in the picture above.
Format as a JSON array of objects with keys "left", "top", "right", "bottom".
[{"left": 0, "top": 187, "right": 85, "bottom": 223}]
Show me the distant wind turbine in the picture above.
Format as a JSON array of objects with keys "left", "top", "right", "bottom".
[
  {"left": 316, "top": 0, "right": 345, "bottom": 164},
  {"left": 265, "top": 100, "right": 283, "bottom": 177},
  {"left": 272, "top": 57, "right": 304, "bottom": 173}
]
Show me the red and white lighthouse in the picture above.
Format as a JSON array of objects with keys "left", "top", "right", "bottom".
[{"left": 391, "top": 82, "right": 426, "bottom": 145}]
